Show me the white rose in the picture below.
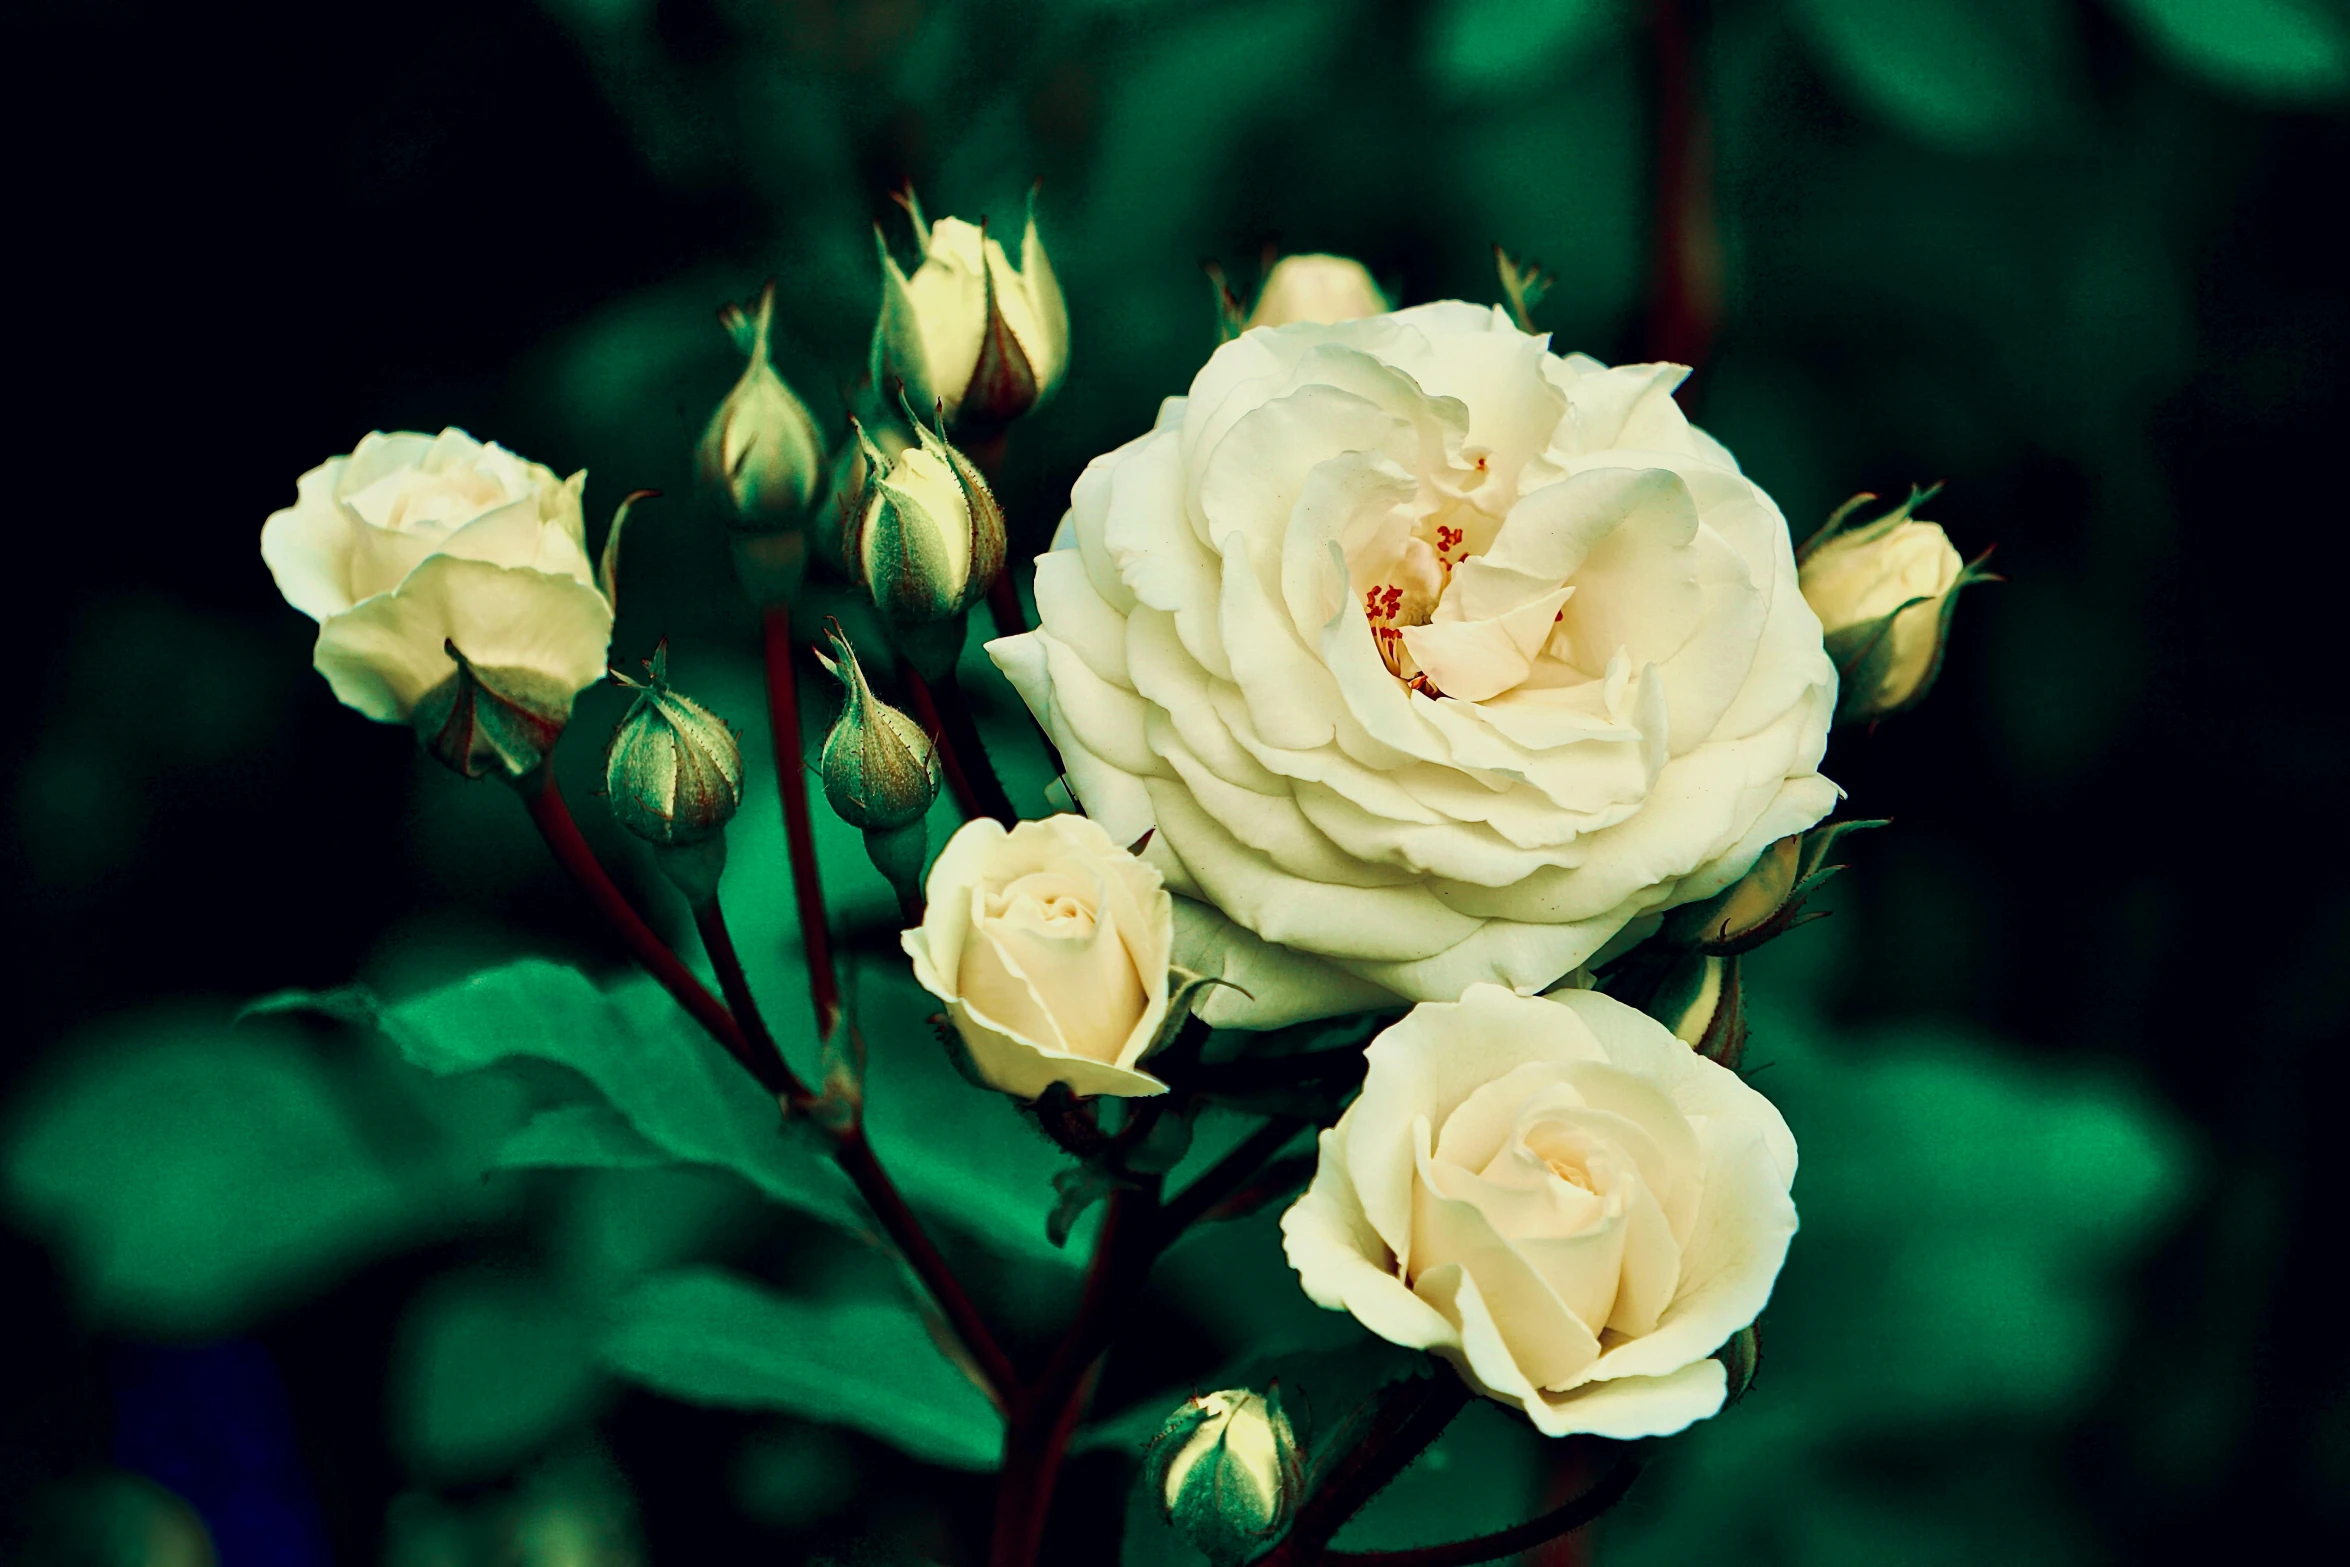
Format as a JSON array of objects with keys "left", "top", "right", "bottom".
[
  {"left": 261, "top": 429, "right": 612, "bottom": 725},
  {"left": 1799, "top": 508, "right": 1968, "bottom": 721},
  {"left": 872, "top": 197, "right": 1069, "bottom": 428},
  {"left": 903, "top": 815, "right": 1174, "bottom": 1099},
  {"left": 987, "top": 304, "right": 1839, "bottom": 1025},
  {"left": 1246, "top": 253, "right": 1390, "bottom": 330},
  {"left": 1280, "top": 984, "right": 1797, "bottom": 1439}
]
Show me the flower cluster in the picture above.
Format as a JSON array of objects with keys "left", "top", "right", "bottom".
[{"left": 256, "top": 205, "right": 1982, "bottom": 1563}]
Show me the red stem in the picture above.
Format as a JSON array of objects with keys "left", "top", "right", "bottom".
[
  {"left": 761, "top": 601, "right": 842, "bottom": 1037},
  {"left": 1644, "top": 0, "right": 1717, "bottom": 375},
  {"left": 518, "top": 771, "right": 799, "bottom": 1098},
  {"left": 902, "top": 664, "right": 1018, "bottom": 827},
  {"left": 988, "top": 1182, "right": 1159, "bottom": 1567}
]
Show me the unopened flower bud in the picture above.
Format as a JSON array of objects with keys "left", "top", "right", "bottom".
[
  {"left": 1245, "top": 253, "right": 1389, "bottom": 330},
  {"left": 814, "top": 421, "right": 912, "bottom": 580},
  {"left": 1799, "top": 487, "right": 1994, "bottom": 724},
  {"left": 1651, "top": 951, "right": 1747, "bottom": 1069},
  {"left": 871, "top": 186, "right": 1069, "bottom": 430},
  {"left": 852, "top": 408, "right": 1006, "bottom": 673},
  {"left": 817, "top": 623, "right": 940, "bottom": 919},
  {"left": 604, "top": 643, "right": 744, "bottom": 878},
  {"left": 1145, "top": 1389, "right": 1300, "bottom": 1566},
  {"left": 414, "top": 639, "right": 576, "bottom": 782},
  {"left": 700, "top": 279, "right": 825, "bottom": 536}
]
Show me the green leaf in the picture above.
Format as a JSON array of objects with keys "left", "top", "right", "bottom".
[
  {"left": 2108, "top": 0, "right": 2350, "bottom": 101},
  {"left": 1425, "top": 0, "right": 1628, "bottom": 94},
  {"left": 600, "top": 1267, "right": 1004, "bottom": 1470},
  {"left": 1794, "top": 0, "right": 2077, "bottom": 150},
  {"left": 394, "top": 1269, "right": 604, "bottom": 1480},
  {"left": 3, "top": 1018, "right": 465, "bottom": 1335},
  {"left": 385, "top": 959, "right": 864, "bottom": 1232},
  {"left": 496, "top": 1103, "right": 672, "bottom": 1173}
]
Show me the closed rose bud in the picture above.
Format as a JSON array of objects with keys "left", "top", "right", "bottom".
[
  {"left": 1245, "top": 253, "right": 1389, "bottom": 330},
  {"left": 1799, "top": 488, "right": 1994, "bottom": 724},
  {"left": 853, "top": 412, "right": 1006, "bottom": 673},
  {"left": 817, "top": 623, "right": 940, "bottom": 921},
  {"left": 261, "top": 429, "right": 613, "bottom": 773},
  {"left": 871, "top": 187, "right": 1069, "bottom": 429},
  {"left": 813, "top": 420, "right": 911, "bottom": 580},
  {"left": 1145, "top": 1389, "right": 1300, "bottom": 1566},
  {"left": 604, "top": 644, "right": 743, "bottom": 859},
  {"left": 699, "top": 280, "right": 825, "bottom": 535},
  {"left": 1650, "top": 951, "right": 1748, "bottom": 1069}
]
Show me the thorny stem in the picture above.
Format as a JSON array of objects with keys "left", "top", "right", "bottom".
[
  {"left": 762, "top": 601, "right": 843, "bottom": 1037},
  {"left": 902, "top": 663, "right": 1019, "bottom": 827},
  {"left": 691, "top": 894, "right": 787, "bottom": 1083},
  {"left": 1320, "top": 1445, "right": 1644, "bottom": 1566},
  {"left": 517, "top": 769, "right": 800, "bottom": 1099}
]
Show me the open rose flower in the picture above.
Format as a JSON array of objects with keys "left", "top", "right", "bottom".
[
  {"left": 988, "top": 304, "right": 1838, "bottom": 1024},
  {"left": 1281, "top": 984, "right": 1797, "bottom": 1438},
  {"left": 904, "top": 815, "right": 1174, "bottom": 1099},
  {"left": 261, "top": 428, "right": 612, "bottom": 728}
]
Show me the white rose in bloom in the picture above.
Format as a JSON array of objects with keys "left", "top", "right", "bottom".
[
  {"left": 1246, "top": 254, "right": 1390, "bottom": 330},
  {"left": 872, "top": 194, "right": 1069, "bottom": 428},
  {"left": 1281, "top": 985, "right": 1797, "bottom": 1438},
  {"left": 261, "top": 429, "right": 611, "bottom": 724},
  {"left": 988, "top": 304, "right": 1838, "bottom": 1023},
  {"left": 904, "top": 815, "right": 1175, "bottom": 1100}
]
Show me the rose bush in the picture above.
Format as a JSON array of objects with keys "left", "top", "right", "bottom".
[
  {"left": 904, "top": 815, "right": 1175, "bottom": 1099},
  {"left": 989, "top": 304, "right": 1839, "bottom": 1023},
  {"left": 1280, "top": 984, "right": 1797, "bottom": 1438},
  {"left": 260, "top": 428, "right": 612, "bottom": 727}
]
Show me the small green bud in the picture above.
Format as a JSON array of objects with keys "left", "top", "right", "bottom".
[
  {"left": 603, "top": 643, "right": 744, "bottom": 853},
  {"left": 817, "top": 623, "right": 941, "bottom": 920},
  {"left": 1145, "top": 1388, "right": 1301, "bottom": 1566},
  {"left": 851, "top": 406, "right": 1007, "bottom": 635},
  {"left": 700, "top": 279, "right": 826, "bottom": 537},
  {"left": 1651, "top": 951, "right": 1747, "bottom": 1069},
  {"left": 414, "top": 639, "right": 573, "bottom": 781}
]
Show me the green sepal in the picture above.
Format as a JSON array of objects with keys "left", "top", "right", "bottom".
[{"left": 414, "top": 641, "right": 574, "bottom": 781}]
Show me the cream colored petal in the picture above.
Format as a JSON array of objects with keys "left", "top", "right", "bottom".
[
  {"left": 1411, "top": 1137, "right": 1606, "bottom": 1390},
  {"left": 1523, "top": 1357, "right": 1725, "bottom": 1439},
  {"left": 1031, "top": 548, "right": 1131, "bottom": 689},
  {"left": 1280, "top": 1125, "right": 1462, "bottom": 1350},
  {"left": 1168, "top": 898, "right": 1399, "bottom": 1029},
  {"left": 311, "top": 555, "right": 612, "bottom": 724},
  {"left": 260, "top": 459, "right": 360, "bottom": 621},
  {"left": 946, "top": 997, "right": 1169, "bottom": 1100}
]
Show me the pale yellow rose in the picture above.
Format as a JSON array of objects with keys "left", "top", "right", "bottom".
[
  {"left": 903, "top": 816, "right": 1174, "bottom": 1099},
  {"left": 1799, "top": 513, "right": 1966, "bottom": 721},
  {"left": 1281, "top": 984, "right": 1797, "bottom": 1439}
]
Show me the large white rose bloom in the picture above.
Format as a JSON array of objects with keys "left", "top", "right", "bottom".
[
  {"left": 1281, "top": 985, "right": 1797, "bottom": 1438},
  {"left": 988, "top": 305, "right": 1838, "bottom": 1024}
]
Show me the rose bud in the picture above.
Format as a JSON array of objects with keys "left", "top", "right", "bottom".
[
  {"left": 699, "top": 279, "right": 825, "bottom": 534},
  {"left": 813, "top": 419, "right": 911, "bottom": 580},
  {"left": 1282, "top": 985, "right": 1798, "bottom": 1439},
  {"left": 1145, "top": 1388, "right": 1301, "bottom": 1566},
  {"left": 1798, "top": 487, "right": 1994, "bottom": 724},
  {"left": 816, "top": 622, "right": 941, "bottom": 919},
  {"left": 605, "top": 644, "right": 744, "bottom": 904},
  {"left": 902, "top": 816, "right": 1175, "bottom": 1100},
  {"left": 1245, "top": 252, "right": 1389, "bottom": 330},
  {"left": 870, "top": 186, "right": 1069, "bottom": 430},
  {"left": 1648, "top": 951, "right": 1747, "bottom": 1069},
  {"left": 261, "top": 429, "right": 612, "bottom": 779},
  {"left": 851, "top": 411, "right": 1007, "bottom": 676}
]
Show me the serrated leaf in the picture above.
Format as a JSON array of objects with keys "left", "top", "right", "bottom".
[
  {"left": 600, "top": 1267, "right": 1003, "bottom": 1470},
  {"left": 384, "top": 959, "right": 863, "bottom": 1233}
]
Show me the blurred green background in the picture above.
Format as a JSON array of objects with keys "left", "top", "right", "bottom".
[{"left": 8, "top": 0, "right": 2346, "bottom": 1562}]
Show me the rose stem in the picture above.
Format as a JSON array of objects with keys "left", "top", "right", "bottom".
[
  {"left": 1258, "top": 1374, "right": 1475, "bottom": 1567},
  {"left": 761, "top": 600, "right": 843, "bottom": 1036},
  {"left": 900, "top": 664, "right": 1019, "bottom": 826},
  {"left": 518, "top": 768, "right": 1018, "bottom": 1405},
  {"left": 691, "top": 894, "right": 786, "bottom": 1083},
  {"left": 1643, "top": 0, "right": 1716, "bottom": 377},
  {"left": 517, "top": 768, "right": 800, "bottom": 1098},
  {"left": 1317, "top": 1445, "right": 1644, "bottom": 1567},
  {"left": 988, "top": 1182, "right": 1162, "bottom": 1567}
]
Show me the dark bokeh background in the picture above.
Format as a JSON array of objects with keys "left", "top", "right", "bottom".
[{"left": 9, "top": 1, "right": 2346, "bottom": 1562}]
